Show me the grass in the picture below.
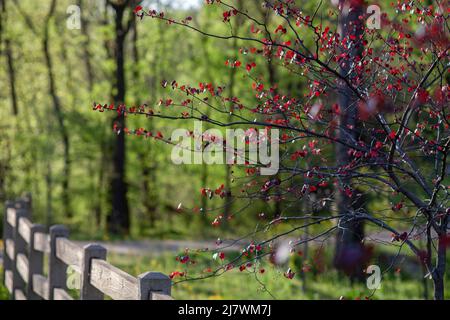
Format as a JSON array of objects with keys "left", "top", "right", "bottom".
[
  {"left": 0, "top": 240, "right": 448, "bottom": 300},
  {"left": 0, "top": 253, "right": 447, "bottom": 300},
  {"left": 0, "top": 269, "right": 10, "bottom": 300},
  {"left": 0, "top": 284, "right": 9, "bottom": 300},
  {"left": 107, "top": 248, "right": 449, "bottom": 300}
]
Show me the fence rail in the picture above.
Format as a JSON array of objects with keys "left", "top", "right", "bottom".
[{"left": 2, "top": 196, "right": 173, "bottom": 300}]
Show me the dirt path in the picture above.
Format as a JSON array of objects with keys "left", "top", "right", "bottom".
[
  {"left": 0, "top": 232, "right": 420, "bottom": 278},
  {"left": 73, "top": 231, "right": 397, "bottom": 256},
  {"left": 0, "top": 231, "right": 408, "bottom": 259},
  {"left": 74, "top": 239, "right": 244, "bottom": 256}
]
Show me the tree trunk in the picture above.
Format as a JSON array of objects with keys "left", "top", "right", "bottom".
[
  {"left": 266, "top": 33, "right": 282, "bottom": 219},
  {"left": 95, "top": 138, "right": 108, "bottom": 228},
  {"left": 223, "top": 0, "right": 247, "bottom": 227},
  {"left": 421, "top": 256, "right": 430, "bottom": 300},
  {"left": 301, "top": 198, "right": 310, "bottom": 293},
  {"left": 433, "top": 233, "right": 447, "bottom": 300},
  {"left": 107, "top": 2, "right": 130, "bottom": 235},
  {"left": 45, "top": 162, "right": 53, "bottom": 226},
  {"left": 255, "top": 3, "right": 282, "bottom": 218},
  {"left": 1, "top": 0, "right": 19, "bottom": 115},
  {"left": 333, "top": 1, "right": 366, "bottom": 279},
  {"left": 42, "top": 0, "right": 71, "bottom": 219},
  {"left": 196, "top": 23, "right": 213, "bottom": 229},
  {"left": 199, "top": 161, "right": 209, "bottom": 226},
  {"left": 0, "top": 0, "right": 2, "bottom": 46},
  {"left": 132, "top": 17, "right": 158, "bottom": 229},
  {"left": 140, "top": 153, "right": 157, "bottom": 228},
  {"left": 79, "top": 0, "right": 105, "bottom": 228},
  {"left": 0, "top": 139, "right": 11, "bottom": 205},
  {"left": 223, "top": 43, "right": 238, "bottom": 228},
  {"left": 78, "top": 0, "right": 94, "bottom": 89}
]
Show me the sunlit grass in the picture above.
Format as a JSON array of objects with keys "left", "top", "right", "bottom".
[
  {"left": 0, "top": 239, "right": 447, "bottom": 300},
  {"left": 108, "top": 250, "right": 447, "bottom": 300},
  {"left": 0, "top": 253, "right": 446, "bottom": 300}
]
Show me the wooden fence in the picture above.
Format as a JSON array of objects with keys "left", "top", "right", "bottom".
[{"left": 2, "top": 197, "right": 173, "bottom": 300}]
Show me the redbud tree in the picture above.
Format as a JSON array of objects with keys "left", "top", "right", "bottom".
[{"left": 94, "top": 0, "right": 449, "bottom": 299}]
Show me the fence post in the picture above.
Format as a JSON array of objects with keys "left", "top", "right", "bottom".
[
  {"left": 2, "top": 201, "right": 14, "bottom": 298},
  {"left": 27, "top": 224, "right": 46, "bottom": 300},
  {"left": 137, "top": 272, "right": 171, "bottom": 300},
  {"left": 80, "top": 244, "right": 107, "bottom": 300},
  {"left": 12, "top": 206, "right": 30, "bottom": 299},
  {"left": 48, "top": 225, "right": 69, "bottom": 300}
]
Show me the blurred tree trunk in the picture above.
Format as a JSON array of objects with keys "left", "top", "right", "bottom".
[
  {"left": 259, "top": 5, "right": 282, "bottom": 218},
  {"left": 42, "top": 0, "right": 72, "bottom": 219},
  {"left": 223, "top": 28, "right": 237, "bottom": 229},
  {"left": 0, "top": 0, "right": 2, "bottom": 46},
  {"left": 0, "top": 0, "right": 14, "bottom": 202},
  {"left": 1, "top": 0, "right": 19, "bottom": 116},
  {"left": 94, "top": 1, "right": 115, "bottom": 230},
  {"left": 333, "top": 1, "right": 366, "bottom": 279},
  {"left": 223, "top": 3, "right": 244, "bottom": 229},
  {"left": 144, "top": 0, "right": 163, "bottom": 228},
  {"left": 0, "top": 138, "right": 11, "bottom": 204},
  {"left": 45, "top": 162, "right": 53, "bottom": 226},
  {"left": 131, "top": 17, "right": 157, "bottom": 229},
  {"left": 433, "top": 234, "right": 447, "bottom": 300},
  {"left": 78, "top": 0, "right": 94, "bottom": 89},
  {"left": 106, "top": 0, "right": 132, "bottom": 235},
  {"left": 300, "top": 195, "right": 312, "bottom": 293},
  {"left": 421, "top": 246, "right": 429, "bottom": 299},
  {"left": 200, "top": 161, "right": 209, "bottom": 227},
  {"left": 95, "top": 140, "right": 108, "bottom": 228},
  {"left": 78, "top": 0, "right": 106, "bottom": 228},
  {"left": 140, "top": 152, "right": 157, "bottom": 228}
]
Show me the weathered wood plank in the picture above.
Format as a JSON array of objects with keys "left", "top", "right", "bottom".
[
  {"left": 6, "top": 207, "right": 16, "bottom": 227},
  {"left": 2, "top": 201, "right": 14, "bottom": 284},
  {"left": 151, "top": 293, "right": 174, "bottom": 300},
  {"left": 16, "top": 253, "right": 29, "bottom": 284},
  {"left": 138, "top": 272, "right": 172, "bottom": 300},
  {"left": 14, "top": 289, "right": 27, "bottom": 300},
  {"left": 12, "top": 209, "right": 29, "bottom": 298},
  {"left": 48, "top": 225, "right": 69, "bottom": 300},
  {"left": 90, "top": 259, "right": 139, "bottom": 300},
  {"left": 55, "top": 237, "right": 83, "bottom": 268},
  {"left": 4, "top": 197, "right": 173, "bottom": 301},
  {"left": 34, "top": 232, "right": 50, "bottom": 253},
  {"left": 18, "top": 217, "right": 32, "bottom": 244},
  {"left": 5, "top": 239, "right": 14, "bottom": 260},
  {"left": 32, "top": 274, "right": 49, "bottom": 300},
  {"left": 28, "top": 224, "right": 46, "bottom": 300},
  {"left": 4, "top": 270, "right": 13, "bottom": 293},
  {"left": 53, "top": 288, "right": 74, "bottom": 300},
  {"left": 80, "top": 244, "right": 107, "bottom": 300}
]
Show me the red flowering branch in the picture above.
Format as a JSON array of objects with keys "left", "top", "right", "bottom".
[{"left": 95, "top": 0, "right": 449, "bottom": 299}]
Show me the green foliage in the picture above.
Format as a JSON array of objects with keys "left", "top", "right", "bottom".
[
  {"left": 0, "top": 0, "right": 448, "bottom": 300},
  {"left": 0, "top": 272, "right": 10, "bottom": 300}
]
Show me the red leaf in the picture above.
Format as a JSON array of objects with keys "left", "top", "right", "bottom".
[
  {"left": 275, "top": 25, "right": 287, "bottom": 34},
  {"left": 388, "top": 130, "right": 397, "bottom": 140},
  {"left": 416, "top": 88, "right": 429, "bottom": 104}
]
